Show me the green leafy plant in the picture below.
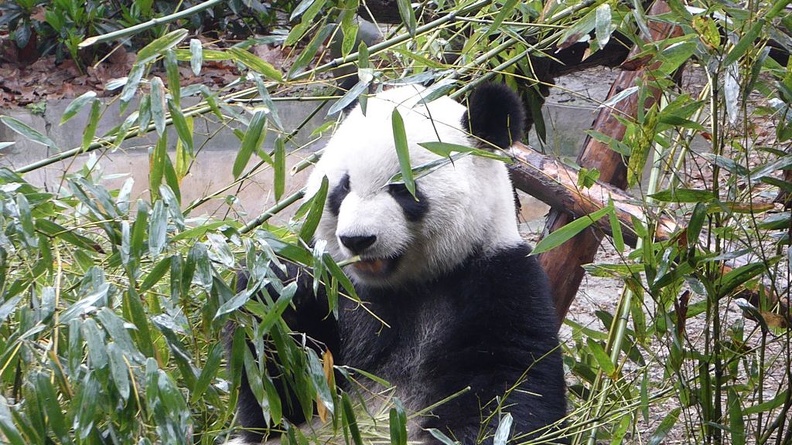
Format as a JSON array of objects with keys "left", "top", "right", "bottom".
[{"left": 0, "top": 0, "right": 44, "bottom": 50}]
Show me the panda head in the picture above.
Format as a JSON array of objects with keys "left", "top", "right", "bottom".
[{"left": 305, "top": 84, "right": 526, "bottom": 287}]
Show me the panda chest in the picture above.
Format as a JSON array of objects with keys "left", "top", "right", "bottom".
[{"left": 338, "top": 293, "right": 454, "bottom": 388}]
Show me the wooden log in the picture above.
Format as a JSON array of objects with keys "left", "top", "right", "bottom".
[
  {"left": 508, "top": 142, "right": 677, "bottom": 246},
  {"left": 537, "top": 0, "right": 682, "bottom": 322}
]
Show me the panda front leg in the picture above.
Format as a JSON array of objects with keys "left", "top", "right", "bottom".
[{"left": 226, "top": 262, "right": 340, "bottom": 443}]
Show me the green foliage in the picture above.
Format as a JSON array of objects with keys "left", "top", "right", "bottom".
[
  {"left": 564, "top": 2, "right": 792, "bottom": 444},
  {"left": 1, "top": 0, "right": 791, "bottom": 443},
  {"left": 0, "top": 0, "right": 295, "bottom": 70}
]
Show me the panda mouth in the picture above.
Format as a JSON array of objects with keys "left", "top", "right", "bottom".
[{"left": 351, "top": 256, "right": 400, "bottom": 277}]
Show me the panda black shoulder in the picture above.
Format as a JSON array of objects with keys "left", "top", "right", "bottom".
[{"left": 462, "top": 83, "right": 526, "bottom": 150}]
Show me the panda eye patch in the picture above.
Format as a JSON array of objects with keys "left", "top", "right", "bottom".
[
  {"left": 388, "top": 183, "right": 429, "bottom": 222},
  {"left": 328, "top": 174, "right": 351, "bottom": 216}
]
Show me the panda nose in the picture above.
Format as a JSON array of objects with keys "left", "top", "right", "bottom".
[{"left": 339, "top": 235, "right": 376, "bottom": 254}]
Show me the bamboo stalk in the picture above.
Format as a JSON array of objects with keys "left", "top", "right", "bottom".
[{"left": 79, "top": 0, "right": 223, "bottom": 48}]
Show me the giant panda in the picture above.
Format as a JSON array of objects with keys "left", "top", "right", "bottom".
[{"left": 231, "top": 83, "right": 567, "bottom": 444}]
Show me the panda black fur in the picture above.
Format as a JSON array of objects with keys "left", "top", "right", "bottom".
[{"left": 232, "top": 84, "right": 567, "bottom": 444}]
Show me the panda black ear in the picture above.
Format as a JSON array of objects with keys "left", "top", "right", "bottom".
[{"left": 461, "top": 83, "right": 526, "bottom": 150}]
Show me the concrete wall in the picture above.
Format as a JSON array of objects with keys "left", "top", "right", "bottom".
[
  {"left": 0, "top": 77, "right": 617, "bottom": 225},
  {"left": 0, "top": 98, "right": 334, "bottom": 224}
]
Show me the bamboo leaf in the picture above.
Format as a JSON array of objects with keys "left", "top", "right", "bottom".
[
  {"left": 659, "top": 39, "right": 697, "bottom": 74},
  {"left": 307, "top": 349, "right": 334, "bottom": 414},
  {"left": 493, "top": 413, "right": 513, "bottom": 445},
  {"left": 389, "top": 401, "right": 408, "bottom": 445},
  {"left": 323, "top": 252, "right": 358, "bottom": 302},
  {"left": 82, "top": 318, "right": 108, "bottom": 369},
  {"left": 165, "top": 49, "right": 180, "bottom": 106},
  {"left": 391, "top": 109, "right": 416, "bottom": 197},
  {"left": 82, "top": 99, "right": 101, "bottom": 150},
  {"left": 74, "top": 373, "right": 100, "bottom": 439},
  {"left": 16, "top": 193, "right": 38, "bottom": 249},
  {"left": 168, "top": 100, "right": 194, "bottom": 154},
  {"left": 717, "top": 262, "right": 766, "bottom": 299},
  {"left": 123, "top": 288, "right": 155, "bottom": 358},
  {"left": 290, "top": 0, "right": 316, "bottom": 21},
  {"left": 288, "top": 23, "right": 335, "bottom": 78},
  {"left": 607, "top": 200, "right": 624, "bottom": 253},
  {"left": 256, "top": 283, "right": 297, "bottom": 332},
  {"left": 244, "top": 348, "right": 271, "bottom": 425},
  {"left": 189, "top": 38, "right": 202, "bottom": 75},
  {"left": 558, "top": 6, "right": 597, "bottom": 49},
  {"left": 418, "top": 141, "right": 511, "bottom": 162},
  {"left": 274, "top": 137, "right": 286, "bottom": 201},
  {"left": 188, "top": 241, "right": 212, "bottom": 291},
  {"left": 342, "top": 393, "right": 363, "bottom": 445},
  {"left": 0, "top": 396, "right": 25, "bottom": 445},
  {"left": 532, "top": 206, "right": 611, "bottom": 255},
  {"left": 252, "top": 77, "right": 283, "bottom": 130},
  {"left": 149, "top": 134, "right": 167, "bottom": 201},
  {"left": 107, "top": 342, "right": 131, "bottom": 400},
  {"left": 233, "top": 110, "right": 267, "bottom": 179},
  {"left": 191, "top": 342, "right": 223, "bottom": 403},
  {"left": 300, "top": 176, "right": 328, "bottom": 243},
  {"left": 595, "top": 3, "right": 612, "bottom": 48},
  {"left": 137, "top": 93, "right": 152, "bottom": 136},
  {"left": 131, "top": 201, "right": 149, "bottom": 262},
  {"left": 647, "top": 408, "right": 680, "bottom": 445},
  {"left": 60, "top": 91, "right": 97, "bottom": 125},
  {"left": 599, "top": 86, "right": 639, "bottom": 109},
  {"left": 723, "top": 19, "right": 764, "bottom": 66},
  {"left": 139, "top": 255, "right": 171, "bottom": 294},
  {"left": 728, "top": 388, "right": 746, "bottom": 445},
  {"left": 262, "top": 372, "right": 283, "bottom": 426},
  {"left": 0, "top": 295, "right": 21, "bottom": 324},
  {"left": 587, "top": 338, "right": 616, "bottom": 377},
  {"left": 0, "top": 115, "right": 57, "bottom": 148},
  {"left": 427, "top": 429, "right": 459, "bottom": 445},
  {"left": 206, "top": 233, "right": 234, "bottom": 268},
  {"left": 97, "top": 308, "right": 140, "bottom": 362},
  {"left": 687, "top": 202, "right": 707, "bottom": 246},
  {"left": 32, "top": 372, "right": 69, "bottom": 442},
  {"left": 150, "top": 76, "right": 166, "bottom": 135},
  {"left": 148, "top": 200, "right": 168, "bottom": 258},
  {"left": 328, "top": 79, "right": 370, "bottom": 116},
  {"left": 396, "top": 0, "right": 416, "bottom": 36},
  {"left": 486, "top": 0, "right": 518, "bottom": 37},
  {"left": 216, "top": 284, "right": 256, "bottom": 320},
  {"left": 161, "top": 157, "right": 182, "bottom": 206},
  {"left": 286, "top": 0, "right": 327, "bottom": 45},
  {"left": 743, "top": 389, "right": 789, "bottom": 415},
  {"left": 339, "top": 7, "right": 358, "bottom": 57},
  {"left": 136, "top": 29, "right": 188, "bottom": 65},
  {"left": 228, "top": 47, "right": 283, "bottom": 81},
  {"left": 119, "top": 63, "right": 145, "bottom": 107},
  {"left": 650, "top": 188, "right": 717, "bottom": 203}
]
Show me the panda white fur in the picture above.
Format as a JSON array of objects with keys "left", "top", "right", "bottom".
[{"left": 232, "top": 84, "right": 567, "bottom": 444}]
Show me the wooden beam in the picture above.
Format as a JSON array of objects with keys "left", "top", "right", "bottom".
[{"left": 508, "top": 142, "right": 677, "bottom": 246}]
